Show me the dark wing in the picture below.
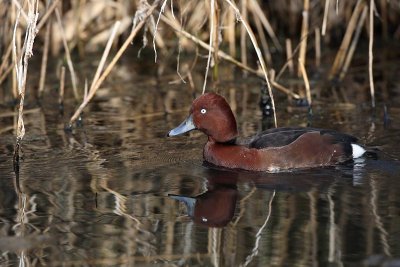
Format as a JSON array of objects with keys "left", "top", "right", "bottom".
[{"left": 244, "top": 127, "right": 358, "bottom": 149}]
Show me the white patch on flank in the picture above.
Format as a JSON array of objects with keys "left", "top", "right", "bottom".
[
  {"left": 267, "top": 166, "right": 280, "bottom": 172},
  {"left": 351, "top": 144, "right": 366, "bottom": 158}
]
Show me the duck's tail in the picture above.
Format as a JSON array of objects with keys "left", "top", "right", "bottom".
[{"left": 351, "top": 144, "right": 366, "bottom": 158}]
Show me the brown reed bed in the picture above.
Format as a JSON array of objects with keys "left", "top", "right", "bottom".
[{"left": 0, "top": 0, "right": 399, "bottom": 168}]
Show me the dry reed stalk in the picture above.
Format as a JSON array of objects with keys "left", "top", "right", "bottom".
[
  {"left": 153, "top": 0, "right": 168, "bottom": 62},
  {"left": 164, "top": 11, "right": 300, "bottom": 100},
  {"left": 11, "top": 13, "right": 21, "bottom": 100},
  {"left": 285, "top": 39, "right": 294, "bottom": 75},
  {"left": 252, "top": 12, "right": 271, "bottom": 65},
  {"left": 69, "top": 0, "right": 162, "bottom": 125},
  {"left": 90, "top": 22, "right": 121, "bottom": 94},
  {"left": 202, "top": 0, "right": 217, "bottom": 94},
  {"left": 248, "top": 0, "right": 282, "bottom": 51},
  {"left": 227, "top": 8, "right": 236, "bottom": 57},
  {"left": 276, "top": 33, "right": 310, "bottom": 81},
  {"left": 322, "top": 0, "right": 331, "bottom": 36},
  {"left": 368, "top": 0, "right": 375, "bottom": 108},
  {"left": 329, "top": 0, "right": 365, "bottom": 80},
  {"left": 12, "top": 68, "right": 17, "bottom": 99},
  {"left": 0, "top": 65, "right": 14, "bottom": 86},
  {"left": 336, "top": 0, "right": 339, "bottom": 14},
  {"left": 36, "top": 0, "right": 60, "bottom": 32},
  {"left": 297, "top": 0, "right": 309, "bottom": 77},
  {"left": 55, "top": 8, "right": 79, "bottom": 100},
  {"left": 38, "top": 21, "right": 51, "bottom": 97},
  {"left": 166, "top": 16, "right": 300, "bottom": 99},
  {"left": 169, "top": 44, "right": 199, "bottom": 85},
  {"left": 299, "top": 59, "right": 312, "bottom": 106},
  {"left": 187, "top": 71, "right": 195, "bottom": 92},
  {"left": 59, "top": 66, "right": 65, "bottom": 107},
  {"left": 11, "top": 0, "right": 29, "bottom": 22},
  {"left": 224, "top": 0, "right": 277, "bottom": 127},
  {"left": 161, "top": 14, "right": 257, "bottom": 77},
  {"left": 183, "top": 1, "right": 207, "bottom": 32},
  {"left": 0, "top": 44, "right": 13, "bottom": 80},
  {"left": 173, "top": 41, "right": 185, "bottom": 83},
  {"left": 162, "top": 13, "right": 257, "bottom": 73},
  {"left": 12, "top": 0, "right": 39, "bottom": 168},
  {"left": 338, "top": 6, "right": 367, "bottom": 81},
  {"left": 271, "top": 81, "right": 301, "bottom": 99},
  {"left": 240, "top": 0, "right": 248, "bottom": 76},
  {"left": 0, "top": 44, "right": 14, "bottom": 86},
  {"left": 84, "top": 79, "right": 88, "bottom": 101},
  {"left": 315, "top": 27, "right": 321, "bottom": 67},
  {"left": 69, "top": 21, "right": 121, "bottom": 125},
  {"left": 211, "top": 0, "right": 220, "bottom": 82},
  {"left": 269, "top": 68, "right": 275, "bottom": 82}
]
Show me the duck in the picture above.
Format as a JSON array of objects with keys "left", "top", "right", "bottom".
[{"left": 167, "top": 92, "right": 366, "bottom": 172}]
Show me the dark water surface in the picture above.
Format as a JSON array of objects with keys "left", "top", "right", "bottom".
[{"left": 1, "top": 72, "right": 400, "bottom": 266}]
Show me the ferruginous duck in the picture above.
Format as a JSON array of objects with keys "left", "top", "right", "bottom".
[{"left": 167, "top": 93, "right": 366, "bottom": 172}]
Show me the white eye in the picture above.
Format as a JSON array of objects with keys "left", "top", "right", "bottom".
[{"left": 200, "top": 108, "right": 207, "bottom": 114}]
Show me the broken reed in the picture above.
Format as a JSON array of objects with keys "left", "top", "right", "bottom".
[
  {"left": 0, "top": 1, "right": 398, "bottom": 151},
  {"left": 11, "top": 0, "right": 39, "bottom": 170}
]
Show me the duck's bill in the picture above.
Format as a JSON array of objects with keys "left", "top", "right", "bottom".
[
  {"left": 168, "top": 194, "right": 196, "bottom": 216},
  {"left": 167, "top": 115, "right": 196, "bottom": 136}
]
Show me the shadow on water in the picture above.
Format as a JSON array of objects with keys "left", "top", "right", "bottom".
[{"left": 1, "top": 65, "right": 400, "bottom": 266}]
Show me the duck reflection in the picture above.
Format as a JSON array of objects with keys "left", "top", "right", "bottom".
[
  {"left": 169, "top": 166, "right": 340, "bottom": 228},
  {"left": 170, "top": 187, "right": 238, "bottom": 228},
  {"left": 169, "top": 169, "right": 239, "bottom": 228}
]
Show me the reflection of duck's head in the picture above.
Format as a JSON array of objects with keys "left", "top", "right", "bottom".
[{"left": 170, "top": 186, "right": 238, "bottom": 228}]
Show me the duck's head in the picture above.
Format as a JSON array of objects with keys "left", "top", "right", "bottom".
[{"left": 168, "top": 93, "right": 238, "bottom": 143}]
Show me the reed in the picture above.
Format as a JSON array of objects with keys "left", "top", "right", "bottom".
[
  {"left": 328, "top": 0, "right": 365, "bottom": 80},
  {"left": 338, "top": 6, "right": 368, "bottom": 81},
  {"left": 55, "top": 7, "right": 79, "bottom": 100},
  {"left": 12, "top": 0, "right": 39, "bottom": 170},
  {"left": 298, "top": 59, "right": 312, "bottom": 106},
  {"left": 368, "top": 0, "right": 375, "bottom": 108},
  {"left": 285, "top": 39, "right": 294, "bottom": 75},
  {"left": 69, "top": 20, "right": 121, "bottom": 125},
  {"left": 314, "top": 27, "right": 321, "bottom": 68},
  {"left": 297, "top": 0, "right": 309, "bottom": 77},
  {"left": 202, "top": 0, "right": 217, "bottom": 94},
  {"left": 38, "top": 20, "right": 50, "bottom": 97},
  {"left": 59, "top": 66, "right": 65, "bottom": 109}
]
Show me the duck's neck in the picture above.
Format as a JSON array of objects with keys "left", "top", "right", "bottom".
[{"left": 208, "top": 136, "right": 237, "bottom": 145}]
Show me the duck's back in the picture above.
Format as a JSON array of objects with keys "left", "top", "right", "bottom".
[{"left": 246, "top": 127, "right": 358, "bottom": 150}]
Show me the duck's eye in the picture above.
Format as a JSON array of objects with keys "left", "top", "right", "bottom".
[{"left": 200, "top": 108, "right": 207, "bottom": 114}]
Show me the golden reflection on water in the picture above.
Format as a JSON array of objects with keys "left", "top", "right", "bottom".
[{"left": 0, "top": 73, "right": 400, "bottom": 266}]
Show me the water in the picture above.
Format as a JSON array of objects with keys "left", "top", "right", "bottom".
[{"left": 1, "top": 71, "right": 400, "bottom": 266}]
